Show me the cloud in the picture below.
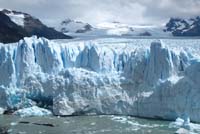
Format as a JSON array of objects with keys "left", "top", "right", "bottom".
[
  {"left": 0, "top": 0, "right": 199, "bottom": 26},
  {"left": 141, "top": 0, "right": 200, "bottom": 20}
]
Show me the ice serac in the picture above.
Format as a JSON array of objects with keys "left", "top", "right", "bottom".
[
  {"left": 0, "top": 36, "right": 200, "bottom": 122},
  {"left": 145, "top": 41, "right": 174, "bottom": 85}
]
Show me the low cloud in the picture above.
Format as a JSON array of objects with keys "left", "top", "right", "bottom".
[{"left": 0, "top": 0, "right": 200, "bottom": 26}]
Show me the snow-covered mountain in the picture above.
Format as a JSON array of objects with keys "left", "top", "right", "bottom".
[
  {"left": 0, "top": 8, "right": 199, "bottom": 42},
  {"left": 57, "top": 19, "right": 93, "bottom": 34},
  {"left": 0, "top": 36, "right": 200, "bottom": 123},
  {"left": 57, "top": 20, "right": 171, "bottom": 37},
  {"left": 56, "top": 20, "right": 172, "bottom": 37},
  {"left": 164, "top": 16, "right": 200, "bottom": 36},
  {"left": 0, "top": 9, "right": 71, "bottom": 43},
  {"left": 96, "top": 22, "right": 170, "bottom": 37},
  {"left": 57, "top": 17, "right": 200, "bottom": 38}
]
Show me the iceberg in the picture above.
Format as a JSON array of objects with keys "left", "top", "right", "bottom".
[{"left": 0, "top": 36, "right": 200, "bottom": 121}]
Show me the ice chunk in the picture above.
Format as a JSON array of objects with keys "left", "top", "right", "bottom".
[
  {"left": 169, "top": 117, "right": 200, "bottom": 132},
  {"left": 0, "top": 86, "right": 35, "bottom": 110},
  {"left": 14, "top": 106, "right": 52, "bottom": 117},
  {"left": 175, "top": 128, "right": 189, "bottom": 134},
  {"left": 0, "top": 107, "right": 5, "bottom": 114}
]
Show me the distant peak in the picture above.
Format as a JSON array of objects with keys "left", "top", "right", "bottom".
[
  {"left": 58, "top": 18, "right": 93, "bottom": 34},
  {"left": 61, "top": 18, "right": 89, "bottom": 26},
  {"left": 112, "top": 21, "right": 121, "bottom": 24},
  {"left": 61, "top": 18, "right": 73, "bottom": 25},
  {"left": 165, "top": 16, "right": 200, "bottom": 36}
]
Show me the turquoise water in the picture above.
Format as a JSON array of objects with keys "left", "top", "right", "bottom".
[{"left": 0, "top": 115, "right": 182, "bottom": 134}]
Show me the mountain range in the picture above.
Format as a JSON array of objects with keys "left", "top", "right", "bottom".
[
  {"left": 56, "top": 18, "right": 93, "bottom": 34},
  {"left": 0, "top": 9, "right": 72, "bottom": 43},
  {"left": 0, "top": 9, "right": 199, "bottom": 43},
  {"left": 164, "top": 17, "right": 200, "bottom": 36},
  {"left": 56, "top": 18, "right": 200, "bottom": 38}
]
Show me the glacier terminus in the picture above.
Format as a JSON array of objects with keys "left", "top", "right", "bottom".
[{"left": 0, "top": 36, "right": 200, "bottom": 123}]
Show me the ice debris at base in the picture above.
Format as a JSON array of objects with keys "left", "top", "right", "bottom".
[
  {"left": 14, "top": 106, "right": 52, "bottom": 117},
  {"left": 169, "top": 117, "right": 200, "bottom": 134},
  {"left": 169, "top": 117, "right": 191, "bottom": 130},
  {"left": 0, "top": 36, "right": 200, "bottom": 121},
  {"left": 0, "top": 86, "right": 35, "bottom": 110},
  {"left": 0, "top": 107, "right": 5, "bottom": 114},
  {"left": 175, "top": 128, "right": 189, "bottom": 134},
  {"left": 111, "top": 116, "right": 165, "bottom": 130},
  {"left": 10, "top": 122, "right": 18, "bottom": 126}
]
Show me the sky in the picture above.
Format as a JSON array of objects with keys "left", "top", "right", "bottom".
[{"left": 0, "top": 0, "right": 200, "bottom": 27}]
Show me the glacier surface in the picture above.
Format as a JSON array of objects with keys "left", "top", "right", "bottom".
[{"left": 0, "top": 36, "right": 200, "bottom": 122}]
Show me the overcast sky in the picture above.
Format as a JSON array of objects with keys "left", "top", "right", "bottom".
[{"left": 0, "top": 0, "right": 200, "bottom": 27}]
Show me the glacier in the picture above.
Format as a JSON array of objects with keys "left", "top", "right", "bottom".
[{"left": 0, "top": 36, "right": 200, "bottom": 122}]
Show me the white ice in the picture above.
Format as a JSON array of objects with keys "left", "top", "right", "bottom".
[
  {"left": 14, "top": 106, "right": 52, "bottom": 117},
  {"left": 0, "top": 36, "right": 200, "bottom": 121}
]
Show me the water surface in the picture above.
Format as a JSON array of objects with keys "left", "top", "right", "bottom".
[{"left": 0, "top": 115, "right": 181, "bottom": 134}]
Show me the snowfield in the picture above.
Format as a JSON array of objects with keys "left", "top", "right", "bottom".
[
  {"left": 0, "top": 36, "right": 200, "bottom": 123},
  {"left": 0, "top": 8, "right": 25, "bottom": 27}
]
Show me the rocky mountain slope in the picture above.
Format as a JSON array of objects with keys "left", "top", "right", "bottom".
[
  {"left": 56, "top": 19, "right": 93, "bottom": 34},
  {"left": 164, "top": 16, "right": 200, "bottom": 36},
  {"left": 0, "top": 9, "right": 72, "bottom": 43},
  {"left": 0, "top": 11, "right": 28, "bottom": 43}
]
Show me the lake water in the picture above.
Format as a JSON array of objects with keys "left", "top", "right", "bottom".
[{"left": 0, "top": 115, "right": 186, "bottom": 134}]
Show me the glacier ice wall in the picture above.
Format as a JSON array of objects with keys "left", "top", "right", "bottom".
[{"left": 0, "top": 36, "right": 200, "bottom": 122}]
